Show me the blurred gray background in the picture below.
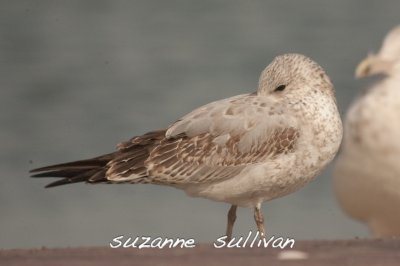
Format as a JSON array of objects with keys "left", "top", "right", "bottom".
[{"left": 1, "top": 0, "right": 398, "bottom": 248}]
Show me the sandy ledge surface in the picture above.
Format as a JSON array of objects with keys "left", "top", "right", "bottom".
[{"left": 1, "top": 239, "right": 400, "bottom": 266}]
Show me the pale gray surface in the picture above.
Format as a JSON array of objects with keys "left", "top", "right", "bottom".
[{"left": 1, "top": 0, "right": 398, "bottom": 248}]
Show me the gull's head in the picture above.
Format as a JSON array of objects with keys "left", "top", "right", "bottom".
[
  {"left": 355, "top": 25, "right": 400, "bottom": 78},
  {"left": 257, "top": 53, "right": 333, "bottom": 97}
]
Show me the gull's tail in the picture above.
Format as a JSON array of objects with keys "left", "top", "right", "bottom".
[{"left": 30, "top": 153, "right": 115, "bottom": 188}]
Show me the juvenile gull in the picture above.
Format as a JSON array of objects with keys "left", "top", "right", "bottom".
[
  {"left": 31, "top": 54, "right": 343, "bottom": 240},
  {"left": 334, "top": 26, "right": 400, "bottom": 237}
]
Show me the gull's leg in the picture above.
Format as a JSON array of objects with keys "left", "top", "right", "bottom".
[
  {"left": 254, "top": 203, "right": 266, "bottom": 239},
  {"left": 226, "top": 205, "right": 237, "bottom": 241}
]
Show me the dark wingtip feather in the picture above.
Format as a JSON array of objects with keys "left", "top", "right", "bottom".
[
  {"left": 45, "top": 178, "right": 77, "bottom": 188},
  {"left": 30, "top": 153, "right": 114, "bottom": 172},
  {"left": 30, "top": 129, "right": 166, "bottom": 188},
  {"left": 31, "top": 169, "right": 82, "bottom": 178},
  {"left": 43, "top": 169, "right": 102, "bottom": 188},
  {"left": 30, "top": 154, "right": 114, "bottom": 187}
]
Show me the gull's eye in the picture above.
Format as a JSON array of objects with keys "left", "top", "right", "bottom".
[{"left": 274, "top": 85, "right": 286, "bottom": 92}]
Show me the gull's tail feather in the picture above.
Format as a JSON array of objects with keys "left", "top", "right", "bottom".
[{"left": 30, "top": 153, "right": 115, "bottom": 188}]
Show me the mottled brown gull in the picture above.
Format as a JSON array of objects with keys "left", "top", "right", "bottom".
[
  {"left": 31, "top": 53, "right": 342, "bottom": 240},
  {"left": 334, "top": 25, "right": 400, "bottom": 237}
]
